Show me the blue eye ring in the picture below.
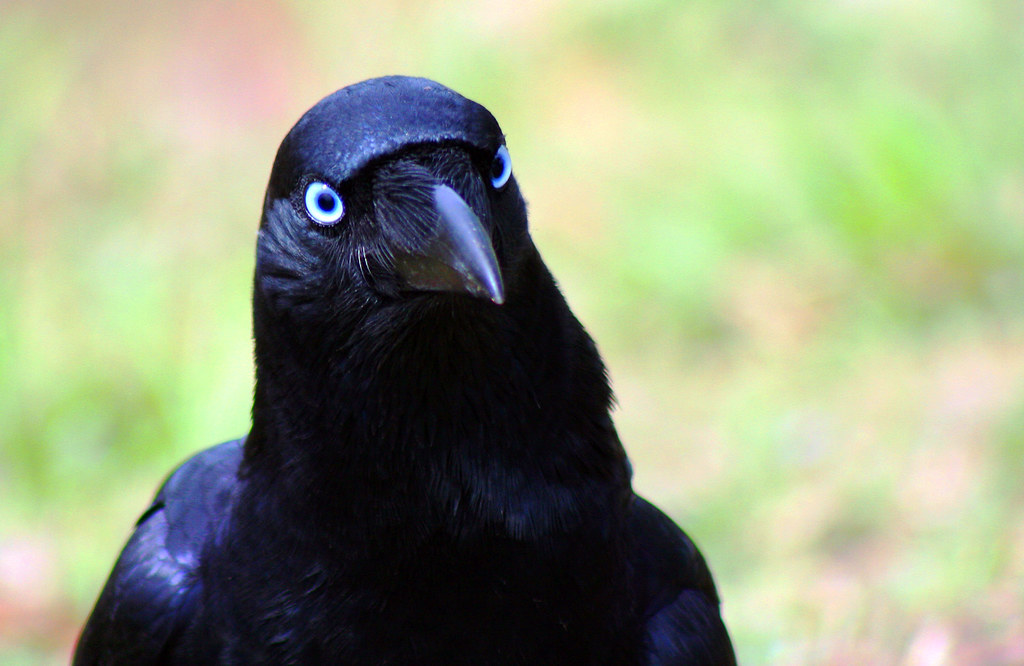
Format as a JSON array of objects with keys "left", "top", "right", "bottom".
[
  {"left": 304, "top": 181, "right": 344, "bottom": 225},
  {"left": 490, "top": 145, "right": 512, "bottom": 189}
]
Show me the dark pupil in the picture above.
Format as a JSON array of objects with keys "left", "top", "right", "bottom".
[
  {"left": 316, "top": 191, "right": 336, "bottom": 212},
  {"left": 491, "top": 156, "right": 504, "bottom": 178}
]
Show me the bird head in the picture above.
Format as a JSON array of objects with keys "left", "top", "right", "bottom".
[
  {"left": 246, "top": 78, "right": 625, "bottom": 520},
  {"left": 255, "top": 76, "right": 528, "bottom": 334}
]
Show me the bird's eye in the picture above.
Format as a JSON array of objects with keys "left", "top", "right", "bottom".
[
  {"left": 489, "top": 145, "right": 512, "bottom": 189},
  {"left": 304, "top": 181, "right": 345, "bottom": 225}
]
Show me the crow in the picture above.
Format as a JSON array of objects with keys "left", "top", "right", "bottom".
[{"left": 74, "top": 76, "right": 735, "bottom": 665}]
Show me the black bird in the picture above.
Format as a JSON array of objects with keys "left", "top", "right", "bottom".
[{"left": 74, "top": 76, "right": 735, "bottom": 665}]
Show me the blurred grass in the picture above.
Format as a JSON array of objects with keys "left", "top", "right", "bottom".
[{"left": 2, "top": 0, "right": 1023, "bottom": 663}]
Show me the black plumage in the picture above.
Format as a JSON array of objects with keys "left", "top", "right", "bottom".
[{"left": 74, "top": 76, "right": 735, "bottom": 665}]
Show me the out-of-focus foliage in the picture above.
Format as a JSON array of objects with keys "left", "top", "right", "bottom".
[{"left": 2, "top": 1, "right": 1022, "bottom": 663}]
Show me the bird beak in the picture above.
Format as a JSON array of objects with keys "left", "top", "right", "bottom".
[{"left": 392, "top": 184, "right": 505, "bottom": 304}]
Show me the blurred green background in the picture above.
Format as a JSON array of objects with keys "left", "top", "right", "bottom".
[{"left": 2, "top": 0, "right": 1023, "bottom": 663}]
